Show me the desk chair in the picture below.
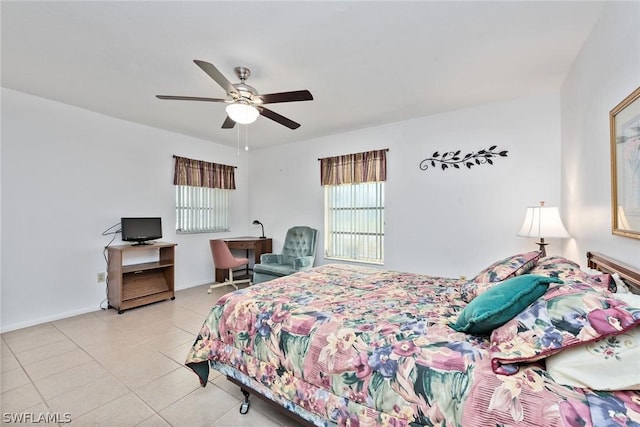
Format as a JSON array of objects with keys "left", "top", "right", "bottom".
[{"left": 208, "top": 240, "right": 251, "bottom": 293}]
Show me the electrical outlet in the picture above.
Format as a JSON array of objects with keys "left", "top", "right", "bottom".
[{"left": 97, "top": 272, "right": 106, "bottom": 283}]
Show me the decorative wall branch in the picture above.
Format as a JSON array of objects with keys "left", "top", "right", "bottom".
[{"left": 419, "top": 145, "right": 508, "bottom": 171}]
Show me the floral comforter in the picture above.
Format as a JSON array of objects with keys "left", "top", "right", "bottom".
[{"left": 185, "top": 263, "right": 640, "bottom": 427}]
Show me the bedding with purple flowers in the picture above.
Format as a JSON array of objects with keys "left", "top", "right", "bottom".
[{"left": 186, "top": 261, "right": 640, "bottom": 427}]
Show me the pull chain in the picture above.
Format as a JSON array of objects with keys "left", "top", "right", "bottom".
[
  {"left": 236, "top": 123, "right": 240, "bottom": 155},
  {"left": 236, "top": 123, "right": 250, "bottom": 153}
]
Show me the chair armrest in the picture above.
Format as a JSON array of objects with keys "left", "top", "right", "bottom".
[
  {"left": 260, "top": 253, "right": 283, "bottom": 264},
  {"left": 293, "top": 256, "right": 315, "bottom": 271}
]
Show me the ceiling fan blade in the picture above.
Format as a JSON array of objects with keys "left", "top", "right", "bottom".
[
  {"left": 156, "top": 95, "right": 227, "bottom": 102},
  {"left": 221, "top": 116, "right": 236, "bottom": 129},
  {"left": 257, "top": 107, "right": 301, "bottom": 129},
  {"left": 193, "top": 60, "right": 237, "bottom": 96},
  {"left": 259, "top": 90, "right": 313, "bottom": 104}
]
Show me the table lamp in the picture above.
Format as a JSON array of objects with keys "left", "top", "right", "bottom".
[
  {"left": 252, "top": 220, "right": 266, "bottom": 238},
  {"left": 517, "top": 201, "right": 570, "bottom": 257}
]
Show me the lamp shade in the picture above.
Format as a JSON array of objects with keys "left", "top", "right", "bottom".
[
  {"left": 517, "top": 203, "right": 570, "bottom": 239},
  {"left": 226, "top": 102, "right": 259, "bottom": 124}
]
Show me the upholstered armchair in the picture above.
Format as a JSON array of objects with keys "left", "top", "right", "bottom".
[{"left": 253, "top": 226, "right": 318, "bottom": 284}]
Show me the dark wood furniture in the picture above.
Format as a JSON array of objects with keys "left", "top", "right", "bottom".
[
  {"left": 107, "top": 242, "right": 176, "bottom": 314},
  {"left": 214, "top": 237, "right": 272, "bottom": 283}
]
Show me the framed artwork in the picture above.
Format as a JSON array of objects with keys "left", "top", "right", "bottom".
[{"left": 610, "top": 86, "right": 640, "bottom": 239}]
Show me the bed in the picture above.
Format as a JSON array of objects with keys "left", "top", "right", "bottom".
[{"left": 185, "top": 251, "right": 640, "bottom": 426}]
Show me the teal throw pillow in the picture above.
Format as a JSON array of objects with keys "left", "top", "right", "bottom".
[{"left": 450, "top": 274, "right": 562, "bottom": 335}]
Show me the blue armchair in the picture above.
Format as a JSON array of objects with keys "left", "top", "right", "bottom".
[{"left": 253, "top": 226, "right": 318, "bottom": 284}]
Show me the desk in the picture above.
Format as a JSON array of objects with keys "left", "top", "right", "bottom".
[{"left": 214, "top": 236, "right": 273, "bottom": 283}]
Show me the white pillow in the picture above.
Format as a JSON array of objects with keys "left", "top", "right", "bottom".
[
  {"left": 615, "top": 292, "right": 640, "bottom": 306},
  {"left": 546, "top": 325, "right": 640, "bottom": 390},
  {"left": 612, "top": 273, "right": 631, "bottom": 294}
]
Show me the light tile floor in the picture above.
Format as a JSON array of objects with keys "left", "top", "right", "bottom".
[{"left": 1, "top": 284, "right": 304, "bottom": 426}]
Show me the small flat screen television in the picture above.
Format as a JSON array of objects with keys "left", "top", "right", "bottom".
[{"left": 121, "top": 217, "right": 162, "bottom": 245}]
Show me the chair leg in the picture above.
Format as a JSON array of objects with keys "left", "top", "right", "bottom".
[
  {"left": 229, "top": 269, "right": 252, "bottom": 287},
  {"left": 207, "top": 268, "right": 250, "bottom": 293},
  {"left": 228, "top": 269, "right": 239, "bottom": 290}
]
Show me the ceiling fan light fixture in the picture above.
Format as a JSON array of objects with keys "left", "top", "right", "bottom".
[
  {"left": 226, "top": 102, "right": 259, "bottom": 124},
  {"left": 157, "top": 60, "right": 311, "bottom": 129}
]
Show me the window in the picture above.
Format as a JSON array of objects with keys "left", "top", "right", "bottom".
[
  {"left": 324, "top": 181, "right": 384, "bottom": 264},
  {"left": 176, "top": 185, "right": 230, "bottom": 233},
  {"left": 320, "top": 149, "right": 387, "bottom": 264},
  {"left": 173, "top": 155, "right": 236, "bottom": 234}
]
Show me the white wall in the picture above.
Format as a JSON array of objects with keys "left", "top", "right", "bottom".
[
  {"left": 248, "top": 93, "right": 563, "bottom": 278},
  {"left": 7, "top": 1, "right": 635, "bottom": 332},
  {"left": 1, "top": 88, "right": 250, "bottom": 332},
  {"left": 561, "top": 1, "right": 640, "bottom": 267}
]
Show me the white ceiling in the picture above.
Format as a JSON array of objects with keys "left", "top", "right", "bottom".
[{"left": 1, "top": 1, "right": 605, "bottom": 150}]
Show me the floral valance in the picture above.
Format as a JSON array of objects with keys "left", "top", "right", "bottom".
[
  {"left": 173, "top": 155, "right": 236, "bottom": 190},
  {"left": 319, "top": 149, "right": 388, "bottom": 186}
]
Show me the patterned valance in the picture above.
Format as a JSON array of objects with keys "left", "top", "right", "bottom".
[
  {"left": 319, "top": 149, "right": 388, "bottom": 186},
  {"left": 173, "top": 155, "right": 236, "bottom": 190}
]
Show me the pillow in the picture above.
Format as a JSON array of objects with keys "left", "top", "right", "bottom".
[
  {"left": 615, "top": 292, "right": 640, "bottom": 305},
  {"left": 490, "top": 281, "right": 640, "bottom": 375},
  {"left": 546, "top": 325, "right": 640, "bottom": 390},
  {"left": 460, "top": 280, "right": 500, "bottom": 303},
  {"left": 460, "top": 251, "right": 543, "bottom": 303},
  {"left": 612, "top": 273, "right": 631, "bottom": 294},
  {"left": 528, "top": 256, "right": 612, "bottom": 290},
  {"left": 472, "top": 251, "right": 541, "bottom": 284},
  {"left": 450, "top": 274, "right": 561, "bottom": 335},
  {"left": 586, "top": 273, "right": 614, "bottom": 291},
  {"left": 581, "top": 266, "right": 602, "bottom": 275}
]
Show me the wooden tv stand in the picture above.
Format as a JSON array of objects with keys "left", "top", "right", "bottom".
[{"left": 107, "top": 242, "right": 176, "bottom": 314}]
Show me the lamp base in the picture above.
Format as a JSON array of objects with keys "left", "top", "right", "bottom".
[{"left": 536, "top": 239, "right": 548, "bottom": 257}]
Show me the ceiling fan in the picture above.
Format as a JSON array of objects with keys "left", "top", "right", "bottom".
[{"left": 156, "top": 60, "right": 313, "bottom": 130}]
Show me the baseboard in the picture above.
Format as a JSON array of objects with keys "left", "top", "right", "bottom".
[
  {"left": 1, "top": 281, "right": 218, "bottom": 333},
  {"left": 0, "top": 305, "right": 101, "bottom": 333}
]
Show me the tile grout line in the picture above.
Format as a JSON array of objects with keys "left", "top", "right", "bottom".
[
  {"left": 2, "top": 284, "right": 275, "bottom": 427},
  {"left": 1, "top": 330, "right": 65, "bottom": 423},
  {"left": 49, "top": 316, "right": 201, "bottom": 426}
]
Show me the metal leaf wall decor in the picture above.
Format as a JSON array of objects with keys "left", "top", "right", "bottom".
[{"left": 419, "top": 145, "right": 508, "bottom": 171}]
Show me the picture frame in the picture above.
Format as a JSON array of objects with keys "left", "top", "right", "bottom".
[{"left": 610, "top": 86, "right": 640, "bottom": 239}]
